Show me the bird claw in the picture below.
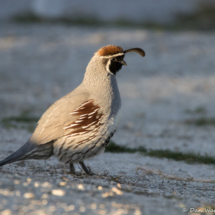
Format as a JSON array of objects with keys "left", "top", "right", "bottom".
[
  {"left": 79, "top": 161, "right": 96, "bottom": 176},
  {"left": 65, "top": 162, "right": 96, "bottom": 176},
  {"left": 86, "top": 165, "right": 96, "bottom": 176}
]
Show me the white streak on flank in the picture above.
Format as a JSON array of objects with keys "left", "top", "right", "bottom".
[
  {"left": 88, "top": 108, "right": 99, "bottom": 116},
  {"left": 82, "top": 121, "right": 97, "bottom": 129},
  {"left": 100, "top": 53, "right": 124, "bottom": 58},
  {"left": 70, "top": 112, "right": 78, "bottom": 115},
  {"left": 76, "top": 100, "right": 93, "bottom": 110},
  {"left": 79, "top": 100, "right": 93, "bottom": 107},
  {"left": 79, "top": 131, "right": 88, "bottom": 135},
  {"left": 81, "top": 125, "right": 90, "bottom": 129},
  {"left": 79, "top": 116, "right": 87, "bottom": 120},
  {"left": 75, "top": 120, "right": 83, "bottom": 123},
  {"left": 63, "top": 124, "right": 78, "bottom": 129},
  {"left": 80, "top": 114, "right": 88, "bottom": 117}
]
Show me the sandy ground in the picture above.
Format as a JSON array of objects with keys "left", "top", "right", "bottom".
[{"left": 0, "top": 23, "right": 215, "bottom": 214}]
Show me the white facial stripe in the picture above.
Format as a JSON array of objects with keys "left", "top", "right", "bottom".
[
  {"left": 105, "top": 59, "right": 112, "bottom": 74},
  {"left": 100, "top": 53, "right": 124, "bottom": 59}
]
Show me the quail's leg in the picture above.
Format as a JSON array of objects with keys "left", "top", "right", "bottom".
[
  {"left": 79, "top": 161, "right": 94, "bottom": 176},
  {"left": 70, "top": 163, "right": 76, "bottom": 174}
]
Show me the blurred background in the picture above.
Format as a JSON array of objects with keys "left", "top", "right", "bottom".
[
  {"left": 0, "top": 0, "right": 215, "bottom": 29},
  {"left": 1, "top": 1, "right": 215, "bottom": 214},
  {"left": 0, "top": 0, "right": 215, "bottom": 154}
]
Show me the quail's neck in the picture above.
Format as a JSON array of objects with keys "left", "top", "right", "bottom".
[
  {"left": 82, "top": 55, "right": 115, "bottom": 89},
  {"left": 82, "top": 55, "right": 121, "bottom": 112}
]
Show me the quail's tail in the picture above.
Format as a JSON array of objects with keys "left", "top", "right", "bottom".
[{"left": 0, "top": 141, "right": 37, "bottom": 166}]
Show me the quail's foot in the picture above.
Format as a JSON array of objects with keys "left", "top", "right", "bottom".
[{"left": 79, "top": 161, "right": 95, "bottom": 176}]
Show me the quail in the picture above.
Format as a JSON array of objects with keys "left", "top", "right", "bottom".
[{"left": 0, "top": 45, "right": 145, "bottom": 175}]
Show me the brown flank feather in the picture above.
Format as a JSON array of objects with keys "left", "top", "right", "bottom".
[
  {"left": 97, "top": 45, "right": 123, "bottom": 56},
  {"left": 64, "top": 100, "right": 104, "bottom": 137}
]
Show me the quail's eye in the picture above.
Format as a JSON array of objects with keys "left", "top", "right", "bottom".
[{"left": 113, "top": 58, "right": 117, "bottom": 61}]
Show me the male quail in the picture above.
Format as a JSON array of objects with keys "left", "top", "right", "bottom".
[{"left": 0, "top": 45, "right": 145, "bottom": 175}]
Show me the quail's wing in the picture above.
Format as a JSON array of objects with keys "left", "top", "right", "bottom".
[{"left": 30, "top": 92, "right": 104, "bottom": 145}]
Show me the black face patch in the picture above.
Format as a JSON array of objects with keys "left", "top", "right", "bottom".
[{"left": 109, "top": 56, "right": 125, "bottom": 75}]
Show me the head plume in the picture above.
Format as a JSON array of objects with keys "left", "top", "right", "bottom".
[
  {"left": 97, "top": 45, "right": 145, "bottom": 58},
  {"left": 123, "top": 48, "right": 145, "bottom": 57},
  {"left": 97, "top": 45, "right": 124, "bottom": 58}
]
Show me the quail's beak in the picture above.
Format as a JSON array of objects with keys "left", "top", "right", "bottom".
[{"left": 119, "top": 60, "right": 127, "bottom": 66}]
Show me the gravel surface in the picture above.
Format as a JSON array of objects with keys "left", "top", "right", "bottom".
[{"left": 0, "top": 23, "right": 215, "bottom": 214}]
